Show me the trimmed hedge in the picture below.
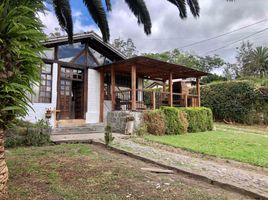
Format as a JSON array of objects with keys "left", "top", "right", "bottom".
[
  {"left": 201, "top": 81, "right": 268, "bottom": 124},
  {"left": 144, "top": 107, "right": 213, "bottom": 135},
  {"left": 179, "top": 107, "right": 213, "bottom": 133},
  {"left": 160, "top": 107, "right": 188, "bottom": 134}
]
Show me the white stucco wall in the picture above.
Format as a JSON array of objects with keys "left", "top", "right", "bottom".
[
  {"left": 86, "top": 69, "right": 100, "bottom": 123},
  {"left": 24, "top": 63, "right": 58, "bottom": 127}
]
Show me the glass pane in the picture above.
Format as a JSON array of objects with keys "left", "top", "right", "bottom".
[
  {"left": 61, "top": 91, "right": 64, "bottom": 95},
  {"left": 75, "top": 54, "right": 86, "bottom": 65},
  {"left": 42, "top": 64, "right": 52, "bottom": 73},
  {"left": 41, "top": 48, "right": 54, "bottom": 59},
  {"left": 41, "top": 80, "right": 46, "bottom": 85},
  {"left": 40, "top": 92, "right": 46, "bottom": 97},
  {"left": 66, "top": 81, "right": 71, "bottom": 85},
  {"left": 58, "top": 43, "right": 85, "bottom": 62},
  {"left": 46, "top": 80, "right": 51, "bottom": 86},
  {"left": 66, "top": 91, "right": 70, "bottom": 95},
  {"left": 47, "top": 87, "right": 51, "bottom": 92},
  {"left": 47, "top": 75, "right": 52, "bottom": 80}
]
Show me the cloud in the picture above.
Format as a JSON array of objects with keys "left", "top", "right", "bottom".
[
  {"left": 38, "top": 0, "right": 268, "bottom": 62},
  {"left": 107, "top": 0, "right": 268, "bottom": 62}
]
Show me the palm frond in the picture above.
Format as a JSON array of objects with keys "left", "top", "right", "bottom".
[
  {"left": 52, "top": 0, "right": 73, "bottom": 43},
  {"left": 186, "top": 0, "right": 200, "bottom": 17},
  {"left": 105, "top": 0, "right": 112, "bottom": 11},
  {"left": 83, "top": 0, "right": 110, "bottom": 42},
  {"left": 124, "top": 0, "right": 152, "bottom": 35},
  {"left": 166, "top": 0, "right": 187, "bottom": 18}
]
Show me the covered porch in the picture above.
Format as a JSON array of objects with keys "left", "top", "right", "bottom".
[{"left": 97, "top": 56, "right": 208, "bottom": 122}]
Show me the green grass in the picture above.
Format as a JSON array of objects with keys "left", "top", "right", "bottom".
[{"left": 145, "top": 124, "right": 268, "bottom": 167}]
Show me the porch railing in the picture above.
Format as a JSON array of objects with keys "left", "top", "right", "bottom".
[{"left": 114, "top": 89, "right": 199, "bottom": 111}]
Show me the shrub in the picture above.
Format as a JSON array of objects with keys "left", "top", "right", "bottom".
[
  {"left": 160, "top": 107, "right": 188, "bottom": 134},
  {"left": 201, "top": 81, "right": 265, "bottom": 124},
  {"left": 104, "top": 125, "right": 114, "bottom": 147},
  {"left": 5, "top": 119, "right": 51, "bottom": 148},
  {"left": 144, "top": 110, "right": 166, "bottom": 135},
  {"left": 178, "top": 107, "right": 213, "bottom": 133},
  {"left": 135, "top": 124, "right": 148, "bottom": 137}
]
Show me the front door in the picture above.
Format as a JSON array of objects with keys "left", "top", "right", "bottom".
[{"left": 58, "top": 66, "right": 84, "bottom": 120}]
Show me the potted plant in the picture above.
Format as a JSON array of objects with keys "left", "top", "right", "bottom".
[{"left": 45, "top": 108, "right": 52, "bottom": 119}]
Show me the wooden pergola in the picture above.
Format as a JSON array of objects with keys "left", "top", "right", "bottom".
[{"left": 96, "top": 56, "right": 208, "bottom": 122}]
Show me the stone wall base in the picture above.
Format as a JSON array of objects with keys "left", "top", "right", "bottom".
[{"left": 107, "top": 111, "right": 144, "bottom": 134}]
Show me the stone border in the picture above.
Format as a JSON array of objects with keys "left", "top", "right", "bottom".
[{"left": 53, "top": 139, "right": 268, "bottom": 200}]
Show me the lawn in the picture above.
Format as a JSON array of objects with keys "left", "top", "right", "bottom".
[
  {"left": 145, "top": 124, "right": 268, "bottom": 168},
  {"left": 5, "top": 144, "right": 237, "bottom": 200}
]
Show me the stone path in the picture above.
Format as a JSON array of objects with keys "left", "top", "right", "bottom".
[{"left": 111, "top": 137, "right": 268, "bottom": 199}]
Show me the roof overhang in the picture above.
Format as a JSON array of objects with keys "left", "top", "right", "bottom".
[
  {"left": 42, "top": 31, "right": 126, "bottom": 61},
  {"left": 95, "top": 56, "right": 208, "bottom": 80}
]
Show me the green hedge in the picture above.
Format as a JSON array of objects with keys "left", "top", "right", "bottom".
[
  {"left": 201, "top": 81, "right": 267, "bottom": 124},
  {"left": 160, "top": 107, "right": 188, "bottom": 134},
  {"left": 179, "top": 107, "right": 213, "bottom": 133},
  {"left": 144, "top": 107, "right": 213, "bottom": 135}
]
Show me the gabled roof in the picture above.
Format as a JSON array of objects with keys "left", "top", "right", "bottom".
[
  {"left": 43, "top": 31, "right": 126, "bottom": 61},
  {"left": 96, "top": 56, "right": 208, "bottom": 80}
]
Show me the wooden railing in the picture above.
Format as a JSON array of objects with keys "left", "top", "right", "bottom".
[{"left": 114, "top": 89, "right": 199, "bottom": 111}]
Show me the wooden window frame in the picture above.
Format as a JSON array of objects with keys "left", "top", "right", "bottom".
[{"left": 38, "top": 63, "right": 53, "bottom": 103}]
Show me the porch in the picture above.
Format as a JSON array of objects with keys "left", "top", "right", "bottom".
[{"left": 97, "top": 56, "right": 208, "bottom": 122}]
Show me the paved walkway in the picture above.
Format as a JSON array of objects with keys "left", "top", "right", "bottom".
[
  {"left": 51, "top": 133, "right": 268, "bottom": 199},
  {"left": 112, "top": 137, "right": 268, "bottom": 199}
]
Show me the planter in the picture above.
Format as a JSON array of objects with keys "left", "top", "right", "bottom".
[{"left": 125, "top": 120, "right": 135, "bottom": 135}]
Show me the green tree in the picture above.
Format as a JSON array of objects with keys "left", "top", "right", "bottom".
[
  {"left": 144, "top": 49, "right": 225, "bottom": 73},
  {"left": 0, "top": 0, "right": 45, "bottom": 196},
  {"left": 250, "top": 46, "right": 268, "bottom": 77},
  {"left": 112, "top": 38, "right": 138, "bottom": 58},
  {"left": 50, "top": 0, "right": 200, "bottom": 42}
]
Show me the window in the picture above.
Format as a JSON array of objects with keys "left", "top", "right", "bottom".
[{"left": 32, "top": 63, "right": 53, "bottom": 103}]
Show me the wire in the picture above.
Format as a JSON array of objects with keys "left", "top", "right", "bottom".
[
  {"left": 203, "top": 27, "right": 268, "bottom": 55},
  {"left": 179, "top": 18, "right": 268, "bottom": 49}
]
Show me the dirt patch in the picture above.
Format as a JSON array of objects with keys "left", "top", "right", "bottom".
[{"left": 4, "top": 144, "right": 250, "bottom": 200}]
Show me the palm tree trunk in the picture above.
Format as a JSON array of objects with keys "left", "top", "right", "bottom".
[{"left": 0, "top": 129, "right": 8, "bottom": 197}]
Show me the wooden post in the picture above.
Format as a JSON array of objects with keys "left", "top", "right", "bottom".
[
  {"left": 99, "top": 69, "right": 104, "bottom": 122},
  {"left": 111, "top": 66, "right": 116, "bottom": 110},
  {"left": 131, "top": 65, "right": 137, "bottom": 110},
  {"left": 168, "top": 72, "right": 173, "bottom": 107},
  {"left": 184, "top": 94, "right": 188, "bottom": 107},
  {"left": 196, "top": 77, "right": 201, "bottom": 107},
  {"left": 152, "top": 91, "right": 156, "bottom": 110}
]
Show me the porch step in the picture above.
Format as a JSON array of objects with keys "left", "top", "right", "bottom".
[
  {"left": 52, "top": 123, "right": 105, "bottom": 135},
  {"left": 56, "top": 119, "right": 86, "bottom": 128}
]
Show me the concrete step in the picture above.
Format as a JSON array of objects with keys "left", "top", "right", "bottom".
[{"left": 52, "top": 123, "right": 105, "bottom": 135}]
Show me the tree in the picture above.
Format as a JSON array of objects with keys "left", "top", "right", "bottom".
[
  {"left": 50, "top": 0, "right": 200, "bottom": 42},
  {"left": 233, "top": 42, "right": 268, "bottom": 78},
  {"left": 0, "top": 0, "right": 45, "bottom": 196},
  {"left": 250, "top": 46, "right": 268, "bottom": 77},
  {"left": 112, "top": 38, "right": 138, "bottom": 58},
  {"left": 144, "top": 49, "right": 225, "bottom": 73}
]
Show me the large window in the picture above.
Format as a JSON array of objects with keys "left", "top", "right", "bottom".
[{"left": 32, "top": 63, "right": 52, "bottom": 103}]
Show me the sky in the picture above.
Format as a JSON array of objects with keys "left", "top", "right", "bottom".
[{"left": 39, "top": 0, "right": 268, "bottom": 63}]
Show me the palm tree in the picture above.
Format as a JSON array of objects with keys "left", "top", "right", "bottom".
[
  {"left": 51, "top": 0, "right": 200, "bottom": 42},
  {"left": 250, "top": 47, "right": 268, "bottom": 77}
]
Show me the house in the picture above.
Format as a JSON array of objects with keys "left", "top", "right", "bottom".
[{"left": 24, "top": 31, "right": 208, "bottom": 129}]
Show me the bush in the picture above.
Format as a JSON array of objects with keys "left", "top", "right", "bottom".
[
  {"left": 160, "top": 107, "right": 188, "bottom": 134},
  {"left": 144, "top": 110, "right": 166, "bottom": 135},
  {"left": 179, "top": 107, "right": 213, "bottom": 133},
  {"left": 5, "top": 119, "right": 51, "bottom": 148},
  {"left": 135, "top": 124, "right": 148, "bottom": 137},
  {"left": 201, "top": 81, "right": 267, "bottom": 124}
]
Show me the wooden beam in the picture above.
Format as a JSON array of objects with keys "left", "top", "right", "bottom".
[
  {"left": 168, "top": 72, "right": 173, "bottom": 107},
  {"left": 99, "top": 69, "right": 104, "bottom": 122},
  {"left": 54, "top": 46, "right": 58, "bottom": 60},
  {"left": 131, "top": 65, "right": 137, "bottom": 111},
  {"left": 196, "top": 77, "right": 201, "bottom": 107},
  {"left": 111, "top": 65, "right": 116, "bottom": 111}
]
